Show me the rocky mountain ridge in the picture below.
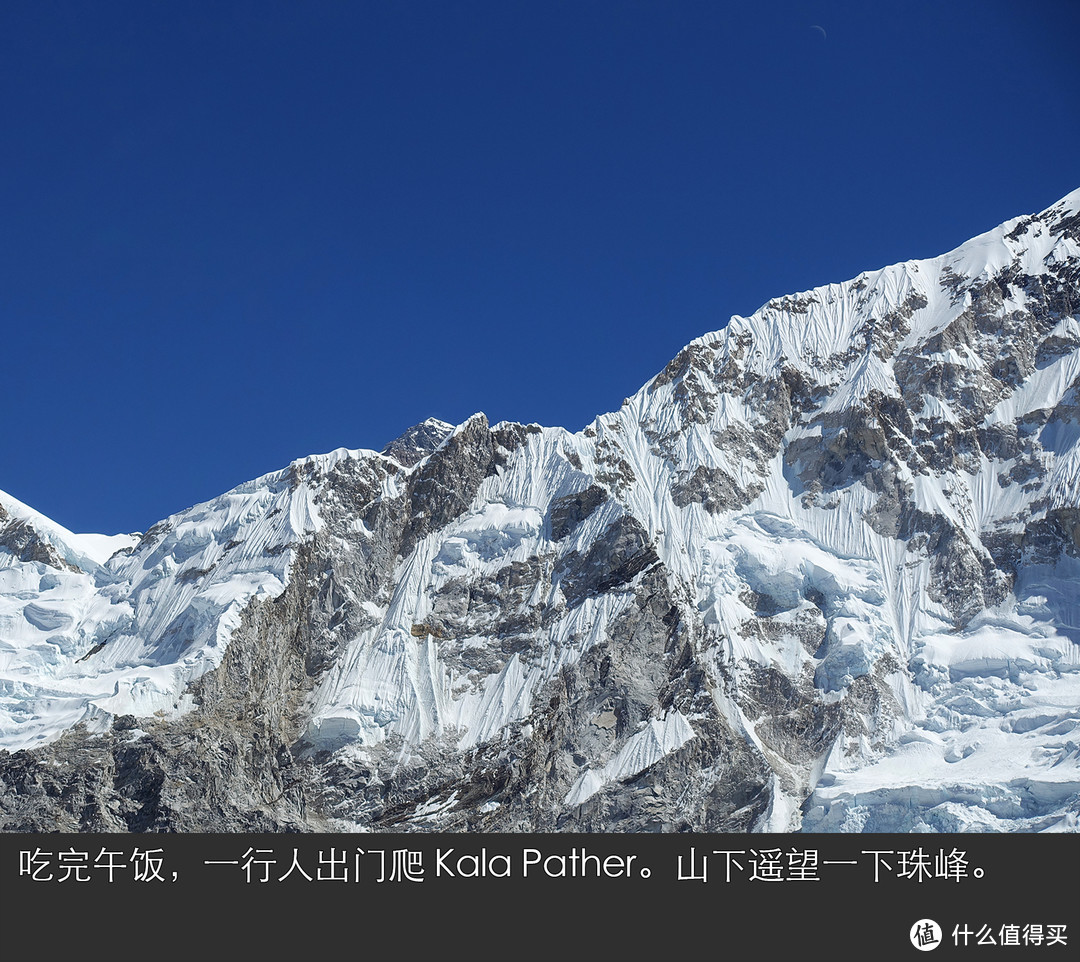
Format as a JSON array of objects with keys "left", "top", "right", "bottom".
[{"left": 1, "top": 189, "right": 1078, "bottom": 832}]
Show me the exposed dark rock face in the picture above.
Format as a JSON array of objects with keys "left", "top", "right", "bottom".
[
  {"left": 554, "top": 516, "right": 659, "bottom": 608},
  {"left": 318, "top": 566, "right": 775, "bottom": 833},
  {"left": 400, "top": 414, "right": 495, "bottom": 558},
  {"left": 0, "top": 517, "right": 76, "bottom": 571},
  {"left": 548, "top": 485, "right": 607, "bottom": 541},
  {"left": 672, "top": 464, "right": 761, "bottom": 514},
  {"left": 381, "top": 418, "right": 455, "bottom": 468}
]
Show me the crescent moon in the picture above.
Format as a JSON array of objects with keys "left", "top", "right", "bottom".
[{"left": 811, "top": 24, "right": 827, "bottom": 40}]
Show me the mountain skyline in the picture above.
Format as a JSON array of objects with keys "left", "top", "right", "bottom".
[
  {"left": 3, "top": 188, "right": 1077, "bottom": 832},
  {"left": 4, "top": 2, "right": 1079, "bottom": 537},
  {"left": 7, "top": 185, "right": 1080, "bottom": 542}
]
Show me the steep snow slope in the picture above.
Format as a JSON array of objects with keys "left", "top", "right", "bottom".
[
  {"left": 0, "top": 448, "right": 380, "bottom": 751},
  {"left": 1, "top": 190, "right": 1077, "bottom": 832},
  {"left": 583, "top": 189, "right": 1080, "bottom": 829}
]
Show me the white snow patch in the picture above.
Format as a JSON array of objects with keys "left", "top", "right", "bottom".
[{"left": 563, "top": 712, "right": 695, "bottom": 806}]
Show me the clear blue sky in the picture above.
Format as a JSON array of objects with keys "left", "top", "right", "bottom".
[{"left": 3, "top": 1, "right": 1078, "bottom": 535}]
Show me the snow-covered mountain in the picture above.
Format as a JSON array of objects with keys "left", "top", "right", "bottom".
[{"left": 2, "top": 190, "right": 1078, "bottom": 832}]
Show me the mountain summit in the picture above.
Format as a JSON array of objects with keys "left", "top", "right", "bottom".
[{"left": 2, "top": 190, "right": 1078, "bottom": 832}]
